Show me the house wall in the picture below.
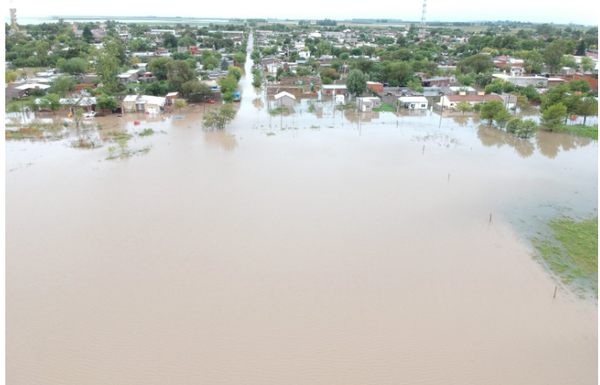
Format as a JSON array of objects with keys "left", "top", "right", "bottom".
[
  {"left": 277, "top": 97, "right": 295, "bottom": 107},
  {"left": 123, "top": 101, "right": 137, "bottom": 112},
  {"left": 367, "top": 83, "right": 384, "bottom": 93},
  {"left": 501, "top": 76, "right": 548, "bottom": 87}
]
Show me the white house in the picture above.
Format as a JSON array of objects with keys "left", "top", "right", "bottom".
[
  {"left": 398, "top": 96, "right": 429, "bottom": 109},
  {"left": 356, "top": 97, "right": 381, "bottom": 111},
  {"left": 274, "top": 91, "right": 296, "bottom": 108}
]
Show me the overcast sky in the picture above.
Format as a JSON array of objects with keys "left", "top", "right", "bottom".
[{"left": 6, "top": 0, "right": 599, "bottom": 26}]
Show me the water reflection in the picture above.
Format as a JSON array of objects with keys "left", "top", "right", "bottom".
[
  {"left": 253, "top": 97, "right": 264, "bottom": 111},
  {"left": 203, "top": 129, "right": 238, "bottom": 151},
  {"left": 476, "top": 125, "right": 593, "bottom": 159}
]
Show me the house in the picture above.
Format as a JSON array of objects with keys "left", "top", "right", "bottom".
[
  {"left": 135, "top": 95, "right": 166, "bottom": 113},
  {"left": 439, "top": 94, "right": 503, "bottom": 109},
  {"left": 335, "top": 95, "right": 345, "bottom": 104},
  {"left": 322, "top": 84, "right": 348, "bottom": 95},
  {"left": 447, "top": 86, "right": 477, "bottom": 95},
  {"left": 398, "top": 96, "right": 429, "bottom": 109},
  {"left": 357, "top": 98, "right": 373, "bottom": 112},
  {"left": 123, "top": 95, "right": 140, "bottom": 112},
  {"left": 14, "top": 83, "right": 51, "bottom": 97},
  {"left": 274, "top": 91, "right": 296, "bottom": 108},
  {"left": 165, "top": 92, "right": 179, "bottom": 106},
  {"left": 366, "top": 81, "right": 384, "bottom": 93},
  {"left": 356, "top": 97, "right": 381, "bottom": 111},
  {"left": 118, "top": 69, "right": 140, "bottom": 84}
]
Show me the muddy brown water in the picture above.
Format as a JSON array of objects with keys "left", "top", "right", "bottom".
[{"left": 5, "top": 35, "right": 598, "bottom": 384}]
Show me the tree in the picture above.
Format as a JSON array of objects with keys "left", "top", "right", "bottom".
[
  {"left": 83, "top": 26, "right": 94, "bottom": 43},
  {"left": 506, "top": 118, "right": 523, "bottom": 134},
  {"left": 494, "top": 109, "right": 512, "bottom": 129},
  {"left": 544, "top": 39, "right": 569, "bottom": 73},
  {"left": 581, "top": 56, "right": 595, "bottom": 73},
  {"left": 146, "top": 81, "right": 169, "bottom": 96},
  {"left": 519, "top": 85, "right": 542, "bottom": 102},
  {"left": 174, "top": 99, "right": 188, "bottom": 110},
  {"left": 228, "top": 66, "right": 243, "bottom": 81},
  {"left": 96, "top": 95, "right": 117, "bottom": 113},
  {"left": 457, "top": 54, "right": 494, "bottom": 74},
  {"left": 576, "top": 98, "right": 598, "bottom": 125},
  {"left": 345, "top": 69, "right": 368, "bottom": 98},
  {"left": 73, "top": 108, "right": 84, "bottom": 129},
  {"left": 541, "top": 103, "right": 568, "bottom": 130},
  {"left": 568, "top": 79, "right": 591, "bottom": 93},
  {"left": 59, "top": 57, "right": 89, "bottom": 74},
  {"left": 222, "top": 91, "right": 235, "bottom": 103},
  {"left": 251, "top": 51, "right": 260, "bottom": 62},
  {"left": 219, "top": 75, "right": 239, "bottom": 94},
  {"left": 407, "top": 78, "right": 424, "bottom": 92},
  {"left": 233, "top": 52, "right": 246, "bottom": 66},
  {"left": 202, "top": 104, "right": 237, "bottom": 129},
  {"left": 95, "top": 52, "right": 120, "bottom": 94},
  {"left": 38, "top": 93, "right": 61, "bottom": 114},
  {"left": 148, "top": 57, "right": 173, "bottom": 80},
  {"left": 456, "top": 100, "right": 472, "bottom": 113},
  {"left": 576, "top": 40, "right": 587, "bottom": 56},
  {"left": 51, "top": 75, "right": 77, "bottom": 97},
  {"left": 181, "top": 80, "right": 213, "bottom": 102},
  {"left": 167, "top": 60, "right": 196, "bottom": 92},
  {"left": 178, "top": 35, "right": 195, "bottom": 48},
  {"left": 485, "top": 79, "right": 504, "bottom": 94},
  {"left": 6, "top": 71, "right": 19, "bottom": 83},
  {"left": 382, "top": 61, "right": 412, "bottom": 85},
  {"left": 560, "top": 54, "right": 577, "bottom": 69},
  {"left": 163, "top": 33, "right": 178, "bottom": 49},
  {"left": 220, "top": 58, "right": 229, "bottom": 70},
  {"left": 480, "top": 100, "right": 505, "bottom": 125},
  {"left": 518, "top": 120, "right": 539, "bottom": 139}
]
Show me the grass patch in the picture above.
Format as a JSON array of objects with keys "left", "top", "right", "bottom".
[
  {"left": 138, "top": 128, "right": 155, "bottom": 136},
  {"left": 373, "top": 103, "right": 397, "bottom": 112},
  {"left": 268, "top": 107, "right": 290, "bottom": 116},
  {"left": 550, "top": 125, "right": 598, "bottom": 140},
  {"left": 335, "top": 103, "right": 355, "bottom": 111},
  {"left": 532, "top": 216, "right": 598, "bottom": 294}
]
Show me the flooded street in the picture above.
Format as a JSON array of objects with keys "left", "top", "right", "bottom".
[{"left": 5, "top": 34, "right": 598, "bottom": 384}]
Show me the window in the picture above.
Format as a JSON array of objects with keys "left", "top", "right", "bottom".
[{"left": 421, "top": 104, "right": 426, "bottom": 107}]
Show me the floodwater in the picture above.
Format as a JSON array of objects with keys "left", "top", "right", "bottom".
[{"left": 5, "top": 33, "right": 598, "bottom": 385}]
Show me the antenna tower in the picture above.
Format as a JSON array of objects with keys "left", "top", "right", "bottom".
[{"left": 418, "top": 0, "right": 427, "bottom": 39}]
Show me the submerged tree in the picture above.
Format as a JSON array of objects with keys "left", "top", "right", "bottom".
[{"left": 202, "top": 104, "right": 237, "bottom": 130}]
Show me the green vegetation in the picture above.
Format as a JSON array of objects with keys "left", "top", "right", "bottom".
[
  {"left": 373, "top": 104, "right": 397, "bottom": 112},
  {"left": 532, "top": 216, "right": 598, "bottom": 295},
  {"left": 138, "top": 128, "right": 155, "bottom": 136},
  {"left": 550, "top": 124, "right": 598, "bottom": 140},
  {"left": 268, "top": 107, "right": 290, "bottom": 116},
  {"left": 202, "top": 104, "right": 237, "bottom": 130}
]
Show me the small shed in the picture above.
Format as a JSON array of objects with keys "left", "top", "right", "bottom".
[
  {"left": 335, "top": 95, "right": 345, "bottom": 104},
  {"left": 274, "top": 91, "right": 296, "bottom": 108},
  {"left": 166, "top": 92, "right": 179, "bottom": 106},
  {"left": 398, "top": 96, "right": 429, "bottom": 109},
  {"left": 356, "top": 97, "right": 381, "bottom": 111}
]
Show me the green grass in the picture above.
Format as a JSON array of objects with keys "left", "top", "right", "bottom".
[
  {"left": 138, "top": 128, "right": 155, "bottom": 136},
  {"left": 268, "top": 107, "right": 290, "bottom": 116},
  {"left": 551, "top": 124, "right": 598, "bottom": 140},
  {"left": 373, "top": 104, "right": 397, "bottom": 112},
  {"left": 532, "top": 216, "right": 598, "bottom": 293}
]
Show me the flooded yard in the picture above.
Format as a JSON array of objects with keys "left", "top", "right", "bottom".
[{"left": 5, "top": 37, "right": 598, "bottom": 384}]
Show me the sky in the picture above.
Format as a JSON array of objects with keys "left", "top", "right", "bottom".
[{"left": 6, "top": 0, "right": 600, "bottom": 26}]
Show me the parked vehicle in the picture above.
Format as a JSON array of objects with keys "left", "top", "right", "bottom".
[
  {"left": 205, "top": 100, "right": 215, "bottom": 104},
  {"left": 83, "top": 111, "right": 97, "bottom": 118}
]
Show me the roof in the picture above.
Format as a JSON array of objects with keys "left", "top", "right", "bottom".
[
  {"left": 15, "top": 83, "right": 51, "bottom": 90},
  {"left": 138, "top": 95, "right": 166, "bottom": 106},
  {"left": 274, "top": 91, "right": 296, "bottom": 100},
  {"left": 166, "top": 92, "right": 179, "bottom": 98},
  {"left": 322, "top": 85, "right": 347, "bottom": 90},
  {"left": 444, "top": 95, "right": 503, "bottom": 102},
  {"left": 123, "top": 95, "right": 140, "bottom": 102},
  {"left": 398, "top": 96, "right": 429, "bottom": 103}
]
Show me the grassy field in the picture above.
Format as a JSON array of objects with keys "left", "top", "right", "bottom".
[
  {"left": 532, "top": 216, "right": 598, "bottom": 295},
  {"left": 373, "top": 104, "right": 397, "bottom": 112},
  {"left": 550, "top": 124, "right": 598, "bottom": 140}
]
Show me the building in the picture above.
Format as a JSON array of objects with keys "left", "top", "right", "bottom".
[
  {"left": 322, "top": 84, "right": 348, "bottom": 95},
  {"left": 439, "top": 94, "right": 503, "bottom": 110},
  {"left": 398, "top": 96, "right": 429, "bottom": 109},
  {"left": 274, "top": 91, "right": 296, "bottom": 107},
  {"left": 166, "top": 92, "right": 179, "bottom": 106},
  {"left": 123, "top": 95, "right": 140, "bottom": 112},
  {"left": 13, "top": 83, "right": 51, "bottom": 97},
  {"left": 366, "top": 81, "right": 384, "bottom": 93},
  {"left": 356, "top": 97, "right": 381, "bottom": 111}
]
